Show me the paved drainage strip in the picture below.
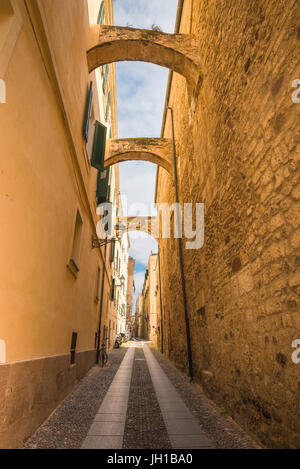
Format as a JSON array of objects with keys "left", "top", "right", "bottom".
[
  {"left": 143, "top": 345, "right": 213, "bottom": 449},
  {"left": 82, "top": 344, "right": 213, "bottom": 449},
  {"left": 81, "top": 346, "right": 135, "bottom": 449}
]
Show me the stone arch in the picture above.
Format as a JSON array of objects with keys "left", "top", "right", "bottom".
[
  {"left": 105, "top": 138, "right": 173, "bottom": 173},
  {"left": 87, "top": 25, "right": 203, "bottom": 95},
  {"left": 115, "top": 216, "right": 159, "bottom": 241}
]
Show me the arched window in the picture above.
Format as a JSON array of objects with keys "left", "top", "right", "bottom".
[{"left": 97, "top": 1, "right": 105, "bottom": 25}]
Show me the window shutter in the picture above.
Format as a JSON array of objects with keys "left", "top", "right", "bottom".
[
  {"left": 96, "top": 167, "right": 110, "bottom": 203},
  {"left": 91, "top": 120, "right": 107, "bottom": 170},
  {"left": 102, "top": 64, "right": 109, "bottom": 93},
  {"left": 110, "top": 239, "right": 115, "bottom": 263},
  {"left": 82, "top": 81, "right": 93, "bottom": 142},
  {"left": 97, "top": 1, "right": 105, "bottom": 25},
  {"left": 105, "top": 92, "right": 111, "bottom": 120},
  {"left": 110, "top": 278, "right": 115, "bottom": 301}
]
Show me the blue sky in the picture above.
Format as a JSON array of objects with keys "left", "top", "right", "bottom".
[{"left": 113, "top": 0, "right": 178, "bottom": 308}]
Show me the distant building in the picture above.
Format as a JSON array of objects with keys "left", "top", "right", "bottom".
[
  {"left": 141, "top": 253, "right": 160, "bottom": 346},
  {"left": 126, "top": 257, "right": 135, "bottom": 336},
  {"left": 134, "top": 294, "right": 143, "bottom": 337}
]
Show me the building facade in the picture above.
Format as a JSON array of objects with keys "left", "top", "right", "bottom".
[
  {"left": 110, "top": 225, "right": 130, "bottom": 338},
  {"left": 125, "top": 257, "right": 135, "bottom": 337},
  {"left": 140, "top": 254, "right": 159, "bottom": 346},
  {"left": 134, "top": 294, "right": 143, "bottom": 338},
  {"left": 0, "top": 0, "right": 119, "bottom": 448},
  {"left": 155, "top": 0, "right": 299, "bottom": 449}
]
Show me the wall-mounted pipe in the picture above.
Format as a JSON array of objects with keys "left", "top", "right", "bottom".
[{"left": 166, "top": 105, "right": 193, "bottom": 380}]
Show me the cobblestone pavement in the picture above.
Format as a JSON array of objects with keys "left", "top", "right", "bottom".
[
  {"left": 24, "top": 342, "right": 259, "bottom": 449},
  {"left": 24, "top": 348, "right": 127, "bottom": 449},
  {"left": 151, "top": 347, "right": 260, "bottom": 449},
  {"left": 122, "top": 346, "right": 171, "bottom": 449}
]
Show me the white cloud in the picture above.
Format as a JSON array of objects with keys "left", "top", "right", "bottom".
[
  {"left": 129, "top": 232, "right": 158, "bottom": 265},
  {"left": 114, "top": 0, "right": 178, "bottom": 33}
]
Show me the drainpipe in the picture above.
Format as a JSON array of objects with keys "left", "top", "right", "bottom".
[
  {"left": 158, "top": 248, "right": 164, "bottom": 353},
  {"left": 96, "top": 238, "right": 107, "bottom": 364},
  {"left": 167, "top": 106, "right": 193, "bottom": 380}
]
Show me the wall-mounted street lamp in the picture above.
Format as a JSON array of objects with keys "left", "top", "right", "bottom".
[
  {"left": 115, "top": 275, "right": 125, "bottom": 287},
  {"left": 92, "top": 222, "right": 127, "bottom": 249},
  {"left": 91, "top": 236, "right": 116, "bottom": 249}
]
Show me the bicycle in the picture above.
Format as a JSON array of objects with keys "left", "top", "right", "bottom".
[{"left": 99, "top": 340, "right": 108, "bottom": 367}]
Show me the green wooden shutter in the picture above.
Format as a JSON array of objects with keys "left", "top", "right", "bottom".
[
  {"left": 102, "top": 64, "right": 109, "bottom": 93},
  {"left": 97, "top": 1, "right": 105, "bottom": 25},
  {"left": 105, "top": 92, "right": 111, "bottom": 120},
  {"left": 82, "top": 81, "right": 93, "bottom": 142},
  {"left": 110, "top": 278, "right": 115, "bottom": 301},
  {"left": 110, "top": 239, "right": 115, "bottom": 263},
  {"left": 96, "top": 167, "right": 110, "bottom": 203},
  {"left": 91, "top": 120, "right": 107, "bottom": 170}
]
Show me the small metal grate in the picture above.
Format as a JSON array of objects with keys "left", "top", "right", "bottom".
[{"left": 70, "top": 332, "right": 78, "bottom": 364}]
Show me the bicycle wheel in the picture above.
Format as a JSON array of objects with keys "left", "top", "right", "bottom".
[{"left": 100, "top": 349, "right": 108, "bottom": 366}]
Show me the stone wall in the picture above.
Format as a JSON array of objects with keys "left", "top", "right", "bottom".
[
  {"left": 156, "top": 0, "right": 300, "bottom": 448},
  {"left": 0, "top": 350, "right": 96, "bottom": 448}
]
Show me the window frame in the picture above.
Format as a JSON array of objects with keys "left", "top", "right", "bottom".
[{"left": 0, "top": 0, "right": 22, "bottom": 78}]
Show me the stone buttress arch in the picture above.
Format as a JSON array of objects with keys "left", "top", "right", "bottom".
[
  {"left": 105, "top": 138, "right": 173, "bottom": 173},
  {"left": 115, "top": 216, "right": 159, "bottom": 241},
  {"left": 87, "top": 25, "right": 203, "bottom": 95}
]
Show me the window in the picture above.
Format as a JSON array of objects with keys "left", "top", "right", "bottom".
[
  {"left": 82, "top": 81, "right": 93, "bottom": 142},
  {"left": 110, "top": 239, "right": 115, "bottom": 263},
  {"left": 91, "top": 121, "right": 107, "bottom": 170},
  {"left": 0, "top": 0, "right": 22, "bottom": 78},
  {"left": 108, "top": 320, "right": 111, "bottom": 348},
  {"left": 85, "top": 106, "right": 95, "bottom": 163},
  {"left": 110, "top": 278, "right": 115, "bottom": 301},
  {"left": 102, "top": 64, "right": 109, "bottom": 93},
  {"left": 105, "top": 91, "right": 111, "bottom": 121},
  {"left": 70, "top": 332, "right": 78, "bottom": 364},
  {"left": 68, "top": 210, "right": 83, "bottom": 277},
  {"left": 97, "top": 1, "right": 105, "bottom": 25},
  {"left": 96, "top": 167, "right": 110, "bottom": 204},
  {"left": 0, "top": 1, "right": 14, "bottom": 50}
]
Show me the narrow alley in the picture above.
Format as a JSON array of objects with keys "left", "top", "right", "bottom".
[
  {"left": 0, "top": 0, "right": 299, "bottom": 453},
  {"left": 24, "top": 341, "right": 258, "bottom": 450}
]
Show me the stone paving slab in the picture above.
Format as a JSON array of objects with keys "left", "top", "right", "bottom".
[
  {"left": 93, "top": 413, "right": 126, "bottom": 422},
  {"left": 143, "top": 344, "right": 214, "bottom": 449},
  {"left": 151, "top": 346, "right": 259, "bottom": 449},
  {"left": 23, "top": 348, "right": 128, "bottom": 449},
  {"left": 82, "top": 435, "right": 123, "bottom": 449},
  {"left": 81, "top": 346, "right": 135, "bottom": 449},
  {"left": 88, "top": 421, "right": 125, "bottom": 436}
]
